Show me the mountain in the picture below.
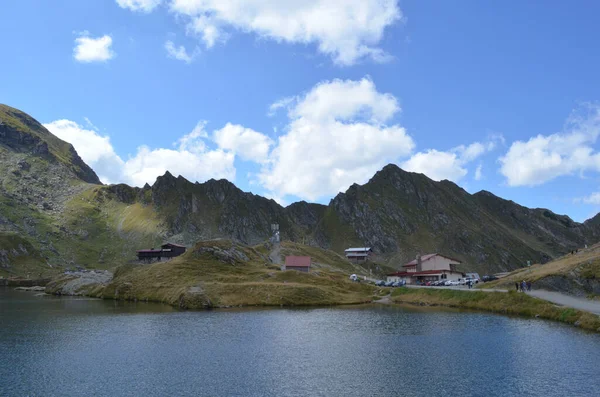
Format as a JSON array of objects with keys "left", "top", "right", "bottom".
[
  {"left": 314, "top": 164, "right": 597, "bottom": 273},
  {"left": 1, "top": 105, "right": 599, "bottom": 277}
]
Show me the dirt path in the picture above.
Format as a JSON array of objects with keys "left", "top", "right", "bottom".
[
  {"left": 374, "top": 293, "right": 392, "bottom": 304},
  {"left": 413, "top": 284, "right": 600, "bottom": 316},
  {"left": 527, "top": 290, "right": 600, "bottom": 315},
  {"left": 269, "top": 242, "right": 281, "bottom": 265},
  {"left": 408, "top": 285, "right": 508, "bottom": 292}
]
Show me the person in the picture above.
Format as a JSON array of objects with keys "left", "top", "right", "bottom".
[
  {"left": 521, "top": 280, "right": 527, "bottom": 292},
  {"left": 515, "top": 282, "right": 519, "bottom": 292},
  {"left": 527, "top": 280, "right": 532, "bottom": 291}
]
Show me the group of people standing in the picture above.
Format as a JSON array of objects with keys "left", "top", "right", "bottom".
[{"left": 516, "top": 280, "right": 532, "bottom": 292}]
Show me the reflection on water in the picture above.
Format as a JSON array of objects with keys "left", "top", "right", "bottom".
[{"left": 1, "top": 287, "right": 599, "bottom": 397}]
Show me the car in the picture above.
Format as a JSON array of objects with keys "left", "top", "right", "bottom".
[
  {"left": 482, "top": 275, "right": 498, "bottom": 282},
  {"left": 433, "top": 280, "right": 447, "bottom": 286},
  {"left": 385, "top": 281, "right": 395, "bottom": 287},
  {"left": 375, "top": 280, "right": 386, "bottom": 286},
  {"left": 446, "top": 280, "right": 460, "bottom": 286},
  {"left": 392, "top": 281, "right": 405, "bottom": 287}
]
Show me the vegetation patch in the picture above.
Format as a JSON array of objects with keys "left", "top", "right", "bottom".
[
  {"left": 0, "top": 232, "right": 47, "bottom": 277},
  {"left": 49, "top": 240, "right": 377, "bottom": 309},
  {"left": 481, "top": 243, "right": 600, "bottom": 297},
  {"left": 391, "top": 288, "right": 600, "bottom": 332}
]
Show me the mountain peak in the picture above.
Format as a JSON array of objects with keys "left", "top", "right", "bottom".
[{"left": 0, "top": 104, "right": 100, "bottom": 184}]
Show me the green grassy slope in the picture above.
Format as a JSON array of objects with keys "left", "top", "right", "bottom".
[
  {"left": 48, "top": 240, "right": 377, "bottom": 308},
  {"left": 480, "top": 243, "right": 600, "bottom": 297},
  {"left": 0, "top": 232, "right": 48, "bottom": 277}
]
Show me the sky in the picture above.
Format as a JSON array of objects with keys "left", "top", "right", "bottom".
[{"left": 2, "top": 0, "right": 600, "bottom": 222}]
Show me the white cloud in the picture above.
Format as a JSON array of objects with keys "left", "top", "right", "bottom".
[
  {"left": 213, "top": 123, "right": 273, "bottom": 163},
  {"left": 165, "top": 40, "right": 199, "bottom": 63},
  {"left": 258, "top": 77, "right": 414, "bottom": 201},
  {"left": 268, "top": 96, "right": 294, "bottom": 117},
  {"left": 168, "top": 0, "right": 401, "bottom": 65},
  {"left": 116, "top": 0, "right": 162, "bottom": 12},
  {"left": 176, "top": 121, "right": 208, "bottom": 152},
  {"left": 44, "top": 119, "right": 235, "bottom": 187},
  {"left": 83, "top": 117, "right": 99, "bottom": 131},
  {"left": 402, "top": 150, "right": 466, "bottom": 182},
  {"left": 43, "top": 120, "right": 124, "bottom": 184},
  {"left": 402, "top": 140, "right": 497, "bottom": 182},
  {"left": 290, "top": 78, "right": 400, "bottom": 123},
  {"left": 500, "top": 105, "right": 600, "bottom": 186},
  {"left": 582, "top": 192, "right": 600, "bottom": 205},
  {"left": 122, "top": 146, "right": 235, "bottom": 187},
  {"left": 474, "top": 164, "right": 483, "bottom": 181},
  {"left": 73, "top": 33, "right": 115, "bottom": 63}
]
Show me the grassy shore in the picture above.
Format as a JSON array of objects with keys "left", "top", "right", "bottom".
[
  {"left": 391, "top": 288, "right": 600, "bottom": 332},
  {"left": 47, "top": 240, "right": 378, "bottom": 309}
]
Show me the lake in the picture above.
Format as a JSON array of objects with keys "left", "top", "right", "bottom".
[{"left": 1, "top": 287, "right": 599, "bottom": 397}]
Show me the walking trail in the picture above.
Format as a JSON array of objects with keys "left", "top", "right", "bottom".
[
  {"left": 405, "top": 285, "right": 600, "bottom": 315},
  {"left": 527, "top": 290, "right": 600, "bottom": 316}
]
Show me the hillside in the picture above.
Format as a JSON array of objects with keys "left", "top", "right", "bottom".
[
  {"left": 46, "top": 240, "right": 377, "bottom": 308},
  {"left": 314, "top": 164, "right": 597, "bottom": 273},
  {"left": 1, "top": 104, "right": 600, "bottom": 277},
  {"left": 481, "top": 243, "right": 600, "bottom": 298}
]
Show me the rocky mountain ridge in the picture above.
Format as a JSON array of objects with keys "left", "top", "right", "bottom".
[{"left": 1, "top": 104, "right": 599, "bottom": 276}]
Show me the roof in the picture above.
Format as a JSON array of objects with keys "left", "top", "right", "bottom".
[
  {"left": 402, "top": 253, "right": 461, "bottom": 267},
  {"left": 388, "top": 270, "right": 465, "bottom": 277},
  {"left": 344, "top": 247, "right": 372, "bottom": 252},
  {"left": 162, "top": 243, "right": 186, "bottom": 248},
  {"left": 285, "top": 256, "right": 311, "bottom": 267},
  {"left": 136, "top": 249, "right": 162, "bottom": 253}
]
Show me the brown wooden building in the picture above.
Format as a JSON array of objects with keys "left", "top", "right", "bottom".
[{"left": 160, "top": 243, "right": 186, "bottom": 258}]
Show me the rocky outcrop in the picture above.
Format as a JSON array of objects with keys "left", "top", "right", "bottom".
[
  {"left": 0, "top": 104, "right": 101, "bottom": 184},
  {"left": 45, "top": 270, "right": 113, "bottom": 296}
]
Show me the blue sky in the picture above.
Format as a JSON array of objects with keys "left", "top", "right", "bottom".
[{"left": 2, "top": 0, "right": 600, "bottom": 222}]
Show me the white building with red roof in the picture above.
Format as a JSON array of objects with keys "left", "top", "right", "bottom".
[{"left": 387, "top": 253, "right": 464, "bottom": 284}]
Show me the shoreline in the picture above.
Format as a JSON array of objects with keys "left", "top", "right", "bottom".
[
  {"left": 389, "top": 288, "right": 600, "bottom": 333},
  {"left": 13, "top": 282, "right": 600, "bottom": 333}
]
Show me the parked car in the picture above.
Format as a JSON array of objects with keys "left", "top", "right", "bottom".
[
  {"left": 433, "top": 280, "right": 447, "bottom": 286},
  {"left": 385, "top": 281, "right": 395, "bottom": 287},
  {"left": 392, "top": 281, "right": 405, "bottom": 287},
  {"left": 375, "top": 280, "right": 386, "bottom": 286},
  {"left": 482, "top": 275, "right": 498, "bottom": 282},
  {"left": 446, "top": 280, "right": 460, "bottom": 286}
]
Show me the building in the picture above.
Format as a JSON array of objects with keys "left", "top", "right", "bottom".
[
  {"left": 160, "top": 243, "right": 186, "bottom": 258},
  {"left": 136, "top": 243, "right": 186, "bottom": 263},
  {"left": 283, "top": 256, "right": 311, "bottom": 272},
  {"left": 386, "top": 253, "right": 464, "bottom": 284},
  {"left": 344, "top": 247, "right": 373, "bottom": 262}
]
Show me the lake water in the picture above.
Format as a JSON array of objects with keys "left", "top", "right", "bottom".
[{"left": 1, "top": 288, "right": 599, "bottom": 397}]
